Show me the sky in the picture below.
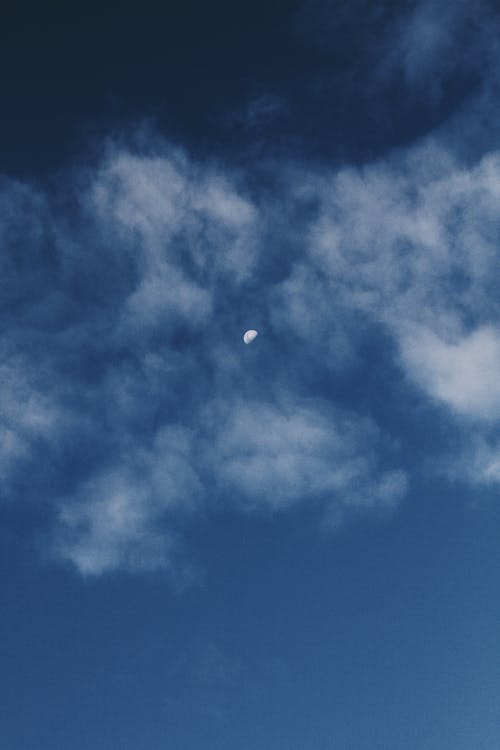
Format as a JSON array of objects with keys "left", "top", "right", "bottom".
[{"left": 1, "top": 1, "right": 500, "bottom": 748}]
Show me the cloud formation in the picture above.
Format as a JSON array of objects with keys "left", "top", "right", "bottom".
[
  {"left": 3, "top": 0, "right": 500, "bottom": 576},
  {"left": 211, "top": 398, "right": 406, "bottom": 518},
  {"left": 0, "top": 137, "right": 413, "bottom": 577},
  {"left": 399, "top": 325, "right": 500, "bottom": 420},
  {"left": 382, "top": 0, "right": 493, "bottom": 94},
  {"left": 281, "top": 146, "right": 500, "bottom": 414}
]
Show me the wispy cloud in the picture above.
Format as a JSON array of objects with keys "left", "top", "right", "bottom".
[
  {"left": 286, "top": 145, "right": 500, "bottom": 410},
  {"left": 3, "top": 2, "right": 500, "bottom": 576},
  {"left": 383, "top": 1, "right": 488, "bottom": 88},
  {"left": 54, "top": 424, "right": 203, "bottom": 578},
  {"left": 0, "top": 136, "right": 411, "bottom": 576},
  {"left": 210, "top": 397, "right": 406, "bottom": 520}
]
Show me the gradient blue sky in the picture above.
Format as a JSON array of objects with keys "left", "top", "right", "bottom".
[{"left": 2, "top": 1, "right": 500, "bottom": 748}]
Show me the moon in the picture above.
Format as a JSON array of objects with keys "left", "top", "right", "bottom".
[{"left": 243, "top": 329, "right": 258, "bottom": 344}]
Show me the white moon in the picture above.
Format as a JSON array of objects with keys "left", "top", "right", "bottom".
[{"left": 243, "top": 329, "right": 258, "bottom": 344}]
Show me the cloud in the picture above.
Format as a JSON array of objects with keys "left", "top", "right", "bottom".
[
  {"left": 122, "top": 266, "right": 212, "bottom": 335},
  {"left": 54, "top": 424, "right": 203, "bottom": 578},
  {"left": 399, "top": 325, "right": 500, "bottom": 420},
  {"left": 280, "top": 144, "right": 500, "bottom": 413},
  {"left": 56, "top": 470, "right": 174, "bottom": 576},
  {"left": 467, "top": 438, "right": 500, "bottom": 485},
  {"left": 211, "top": 397, "right": 406, "bottom": 518},
  {"left": 380, "top": 0, "right": 498, "bottom": 99},
  {"left": 4, "top": 66, "right": 500, "bottom": 576},
  {"left": 0, "top": 357, "right": 67, "bottom": 501},
  {"left": 89, "top": 147, "right": 259, "bottom": 283},
  {"left": 0, "top": 136, "right": 412, "bottom": 578},
  {"left": 264, "top": 136, "right": 500, "bottom": 488}
]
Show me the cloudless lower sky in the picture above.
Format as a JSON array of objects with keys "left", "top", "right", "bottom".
[{"left": 1, "top": 2, "right": 500, "bottom": 749}]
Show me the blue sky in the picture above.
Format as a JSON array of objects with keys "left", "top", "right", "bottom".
[{"left": 1, "top": 1, "right": 500, "bottom": 748}]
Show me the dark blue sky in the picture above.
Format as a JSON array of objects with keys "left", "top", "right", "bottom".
[
  {"left": 2, "top": 2, "right": 500, "bottom": 749},
  {"left": 1, "top": 0, "right": 483, "bottom": 175}
]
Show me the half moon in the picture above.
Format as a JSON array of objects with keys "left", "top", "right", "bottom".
[{"left": 243, "top": 329, "right": 258, "bottom": 344}]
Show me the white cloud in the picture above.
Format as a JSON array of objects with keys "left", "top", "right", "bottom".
[
  {"left": 53, "top": 389, "right": 407, "bottom": 576},
  {"left": 468, "top": 439, "right": 500, "bottom": 484},
  {"left": 90, "top": 151, "right": 188, "bottom": 243},
  {"left": 56, "top": 470, "right": 171, "bottom": 576},
  {"left": 399, "top": 325, "right": 500, "bottom": 420},
  {"left": 122, "top": 266, "right": 212, "bottom": 334},
  {"left": 89, "top": 146, "right": 259, "bottom": 282},
  {"left": 55, "top": 424, "right": 202, "bottom": 577},
  {"left": 211, "top": 397, "right": 406, "bottom": 517},
  {"left": 6, "top": 117, "right": 500, "bottom": 576},
  {"left": 437, "top": 432, "right": 500, "bottom": 488},
  {"left": 282, "top": 145, "right": 500, "bottom": 419},
  {"left": 307, "top": 149, "right": 499, "bottom": 319},
  {"left": 0, "top": 360, "right": 65, "bottom": 492}
]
